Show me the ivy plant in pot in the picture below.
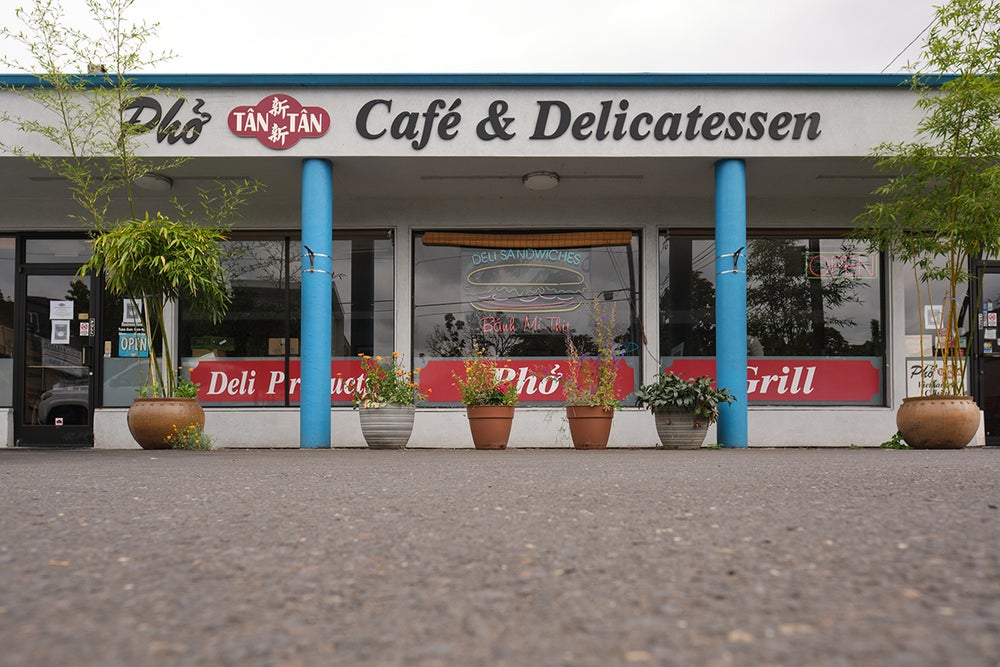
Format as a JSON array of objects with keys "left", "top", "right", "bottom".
[
  {"left": 562, "top": 298, "right": 623, "bottom": 449},
  {"left": 853, "top": 0, "right": 1000, "bottom": 448},
  {"left": 453, "top": 346, "right": 519, "bottom": 450},
  {"left": 634, "top": 372, "right": 734, "bottom": 449},
  {"left": 351, "top": 352, "right": 425, "bottom": 449}
]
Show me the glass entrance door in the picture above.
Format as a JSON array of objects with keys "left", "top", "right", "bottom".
[
  {"left": 15, "top": 270, "right": 98, "bottom": 446},
  {"left": 974, "top": 269, "right": 1000, "bottom": 446}
]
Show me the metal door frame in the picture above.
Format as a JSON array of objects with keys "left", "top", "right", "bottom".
[
  {"left": 971, "top": 259, "right": 1000, "bottom": 446},
  {"left": 13, "top": 238, "right": 101, "bottom": 447}
]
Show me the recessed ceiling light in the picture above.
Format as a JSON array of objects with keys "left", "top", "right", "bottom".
[{"left": 522, "top": 171, "right": 560, "bottom": 191}]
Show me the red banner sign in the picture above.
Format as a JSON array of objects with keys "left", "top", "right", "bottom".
[
  {"left": 188, "top": 358, "right": 636, "bottom": 404},
  {"left": 188, "top": 357, "right": 880, "bottom": 405},
  {"left": 228, "top": 94, "right": 330, "bottom": 150},
  {"left": 417, "top": 358, "right": 636, "bottom": 403},
  {"left": 190, "top": 359, "right": 364, "bottom": 403},
  {"left": 663, "top": 358, "right": 882, "bottom": 404}
]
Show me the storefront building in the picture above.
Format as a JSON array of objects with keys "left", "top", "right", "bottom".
[{"left": 1, "top": 73, "right": 993, "bottom": 448}]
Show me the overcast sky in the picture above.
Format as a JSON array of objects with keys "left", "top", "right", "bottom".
[{"left": 1, "top": 0, "right": 940, "bottom": 75}]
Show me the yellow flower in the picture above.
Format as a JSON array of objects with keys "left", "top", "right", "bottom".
[{"left": 392, "top": 351, "right": 399, "bottom": 358}]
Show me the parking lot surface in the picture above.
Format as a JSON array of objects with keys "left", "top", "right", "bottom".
[{"left": 1, "top": 447, "right": 998, "bottom": 666}]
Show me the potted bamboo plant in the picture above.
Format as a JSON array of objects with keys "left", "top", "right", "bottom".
[
  {"left": 78, "top": 209, "right": 254, "bottom": 448},
  {"left": 853, "top": 0, "right": 1000, "bottom": 448},
  {"left": 635, "top": 372, "right": 734, "bottom": 449},
  {"left": 3, "top": 1, "right": 260, "bottom": 448}
]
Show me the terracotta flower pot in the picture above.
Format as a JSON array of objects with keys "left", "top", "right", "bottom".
[
  {"left": 896, "top": 395, "right": 979, "bottom": 449},
  {"left": 465, "top": 405, "right": 514, "bottom": 449},
  {"left": 566, "top": 405, "right": 614, "bottom": 449},
  {"left": 127, "top": 397, "right": 205, "bottom": 450},
  {"left": 358, "top": 404, "right": 415, "bottom": 449}
]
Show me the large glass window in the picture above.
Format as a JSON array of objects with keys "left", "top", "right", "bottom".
[
  {"left": 100, "top": 295, "right": 155, "bottom": 407},
  {"left": 25, "top": 238, "right": 92, "bottom": 264},
  {"left": 902, "top": 257, "right": 970, "bottom": 397},
  {"left": 183, "top": 239, "right": 291, "bottom": 359},
  {"left": 180, "top": 232, "right": 394, "bottom": 407},
  {"left": 0, "top": 238, "right": 13, "bottom": 406},
  {"left": 413, "top": 231, "right": 641, "bottom": 404},
  {"left": 902, "top": 258, "right": 954, "bottom": 356},
  {"left": 659, "top": 232, "right": 884, "bottom": 405}
]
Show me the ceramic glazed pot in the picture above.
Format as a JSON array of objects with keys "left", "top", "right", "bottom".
[
  {"left": 465, "top": 405, "right": 515, "bottom": 449},
  {"left": 565, "top": 405, "right": 614, "bottom": 449},
  {"left": 896, "top": 395, "right": 979, "bottom": 449},
  {"left": 652, "top": 408, "right": 709, "bottom": 449},
  {"left": 127, "top": 397, "right": 205, "bottom": 450},
  {"left": 358, "top": 404, "right": 415, "bottom": 449}
]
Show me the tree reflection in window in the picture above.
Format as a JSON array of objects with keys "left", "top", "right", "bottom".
[
  {"left": 747, "top": 239, "right": 880, "bottom": 356},
  {"left": 659, "top": 235, "right": 883, "bottom": 358}
]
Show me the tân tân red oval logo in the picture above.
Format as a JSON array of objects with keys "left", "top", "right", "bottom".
[{"left": 227, "top": 94, "right": 330, "bottom": 150}]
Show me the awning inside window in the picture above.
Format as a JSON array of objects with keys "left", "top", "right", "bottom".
[{"left": 421, "top": 231, "right": 633, "bottom": 249}]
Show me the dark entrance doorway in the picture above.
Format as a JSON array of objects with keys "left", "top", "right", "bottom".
[
  {"left": 14, "top": 239, "right": 99, "bottom": 447},
  {"left": 973, "top": 264, "right": 1000, "bottom": 446}
]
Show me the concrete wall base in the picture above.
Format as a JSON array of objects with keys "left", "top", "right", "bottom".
[{"left": 86, "top": 406, "right": 922, "bottom": 449}]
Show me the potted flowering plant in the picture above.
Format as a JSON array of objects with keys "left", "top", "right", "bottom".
[
  {"left": 453, "top": 345, "right": 518, "bottom": 449},
  {"left": 562, "top": 298, "right": 623, "bottom": 449},
  {"left": 635, "top": 373, "right": 734, "bottom": 449},
  {"left": 352, "top": 352, "right": 424, "bottom": 449}
]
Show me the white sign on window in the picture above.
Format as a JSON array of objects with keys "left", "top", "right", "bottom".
[
  {"left": 923, "top": 304, "right": 943, "bottom": 331},
  {"left": 49, "top": 300, "right": 73, "bottom": 320},
  {"left": 51, "top": 320, "right": 70, "bottom": 345}
]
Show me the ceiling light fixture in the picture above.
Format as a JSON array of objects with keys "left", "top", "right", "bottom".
[
  {"left": 134, "top": 172, "right": 173, "bottom": 192},
  {"left": 522, "top": 171, "right": 560, "bottom": 191}
]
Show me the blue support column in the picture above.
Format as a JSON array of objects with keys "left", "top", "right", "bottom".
[
  {"left": 300, "top": 159, "right": 333, "bottom": 449},
  {"left": 715, "top": 159, "right": 748, "bottom": 448}
]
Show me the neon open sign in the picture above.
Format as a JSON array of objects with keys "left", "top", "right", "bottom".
[{"left": 806, "top": 253, "right": 878, "bottom": 279}]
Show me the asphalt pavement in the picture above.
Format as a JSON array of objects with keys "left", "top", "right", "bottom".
[{"left": 0, "top": 447, "right": 998, "bottom": 667}]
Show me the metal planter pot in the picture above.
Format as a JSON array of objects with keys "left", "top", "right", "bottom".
[
  {"left": 652, "top": 408, "right": 709, "bottom": 449},
  {"left": 359, "top": 404, "right": 416, "bottom": 449}
]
